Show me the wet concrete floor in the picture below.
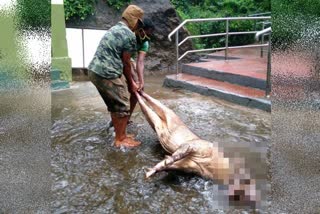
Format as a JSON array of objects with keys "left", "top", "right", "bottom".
[
  {"left": 0, "top": 89, "right": 51, "bottom": 213},
  {"left": 51, "top": 74, "right": 271, "bottom": 213},
  {"left": 1, "top": 73, "right": 318, "bottom": 213},
  {"left": 269, "top": 107, "right": 320, "bottom": 213}
]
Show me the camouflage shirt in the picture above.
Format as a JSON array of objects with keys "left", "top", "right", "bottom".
[{"left": 88, "top": 22, "right": 137, "bottom": 79}]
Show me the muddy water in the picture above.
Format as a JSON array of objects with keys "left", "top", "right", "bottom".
[{"left": 51, "top": 74, "right": 271, "bottom": 213}]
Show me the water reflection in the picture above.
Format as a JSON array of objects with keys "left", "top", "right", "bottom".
[{"left": 51, "top": 74, "right": 270, "bottom": 213}]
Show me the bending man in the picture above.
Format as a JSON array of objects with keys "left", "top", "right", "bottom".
[{"left": 88, "top": 5, "right": 144, "bottom": 148}]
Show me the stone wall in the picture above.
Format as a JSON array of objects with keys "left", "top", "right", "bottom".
[{"left": 66, "top": 0, "right": 195, "bottom": 72}]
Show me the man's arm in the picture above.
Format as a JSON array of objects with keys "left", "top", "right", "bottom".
[
  {"left": 136, "top": 51, "right": 146, "bottom": 91},
  {"left": 122, "top": 51, "right": 138, "bottom": 93}
]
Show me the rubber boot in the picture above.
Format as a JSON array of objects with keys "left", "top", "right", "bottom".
[{"left": 111, "top": 114, "right": 141, "bottom": 148}]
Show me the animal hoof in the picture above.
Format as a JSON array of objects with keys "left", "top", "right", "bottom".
[{"left": 145, "top": 168, "right": 156, "bottom": 178}]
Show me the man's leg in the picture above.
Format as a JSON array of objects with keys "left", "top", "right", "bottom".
[
  {"left": 128, "top": 61, "right": 138, "bottom": 124},
  {"left": 107, "top": 92, "right": 137, "bottom": 130},
  {"left": 128, "top": 93, "right": 138, "bottom": 123},
  {"left": 89, "top": 72, "right": 140, "bottom": 148},
  {"left": 111, "top": 113, "right": 141, "bottom": 148}
]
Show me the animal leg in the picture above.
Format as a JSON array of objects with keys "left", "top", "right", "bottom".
[
  {"left": 146, "top": 144, "right": 193, "bottom": 178},
  {"left": 140, "top": 91, "right": 172, "bottom": 122},
  {"left": 135, "top": 92, "right": 162, "bottom": 131}
]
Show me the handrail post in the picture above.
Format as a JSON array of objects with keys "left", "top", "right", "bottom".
[
  {"left": 225, "top": 19, "right": 229, "bottom": 60},
  {"left": 176, "top": 31, "right": 179, "bottom": 77},
  {"left": 261, "top": 22, "right": 265, "bottom": 58},
  {"left": 266, "top": 33, "right": 271, "bottom": 96},
  {"left": 82, "top": 29, "right": 85, "bottom": 68}
]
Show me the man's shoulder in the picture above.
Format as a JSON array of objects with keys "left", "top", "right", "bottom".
[{"left": 113, "top": 22, "right": 135, "bottom": 38}]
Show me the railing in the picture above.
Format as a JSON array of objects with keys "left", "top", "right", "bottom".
[
  {"left": 248, "top": 12, "right": 271, "bottom": 17},
  {"left": 168, "top": 16, "right": 271, "bottom": 76},
  {"left": 256, "top": 27, "right": 272, "bottom": 96},
  {"left": 249, "top": 12, "right": 272, "bottom": 57}
]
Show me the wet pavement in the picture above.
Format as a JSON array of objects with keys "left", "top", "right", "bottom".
[
  {"left": 51, "top": 74, "right": 271, "bottom": 213},
  {"left": 269, "top": 107, "right": 320, "bottom": 213},
  {"left": 268, "top": 51, "right": 320, "bottom": 213},
  {"left": 1, "top": 71, "right": 318, "bottom": 213},
  {"left": 0, "top": 89, "right": 51, "bottom": 213}
]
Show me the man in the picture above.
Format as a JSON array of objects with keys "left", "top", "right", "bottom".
[
  {"left": 88, "top": 5, "right": 143, "bottom": 148},
  {"left": 128, "top": 18, "right": 155, "bottom": 122}
]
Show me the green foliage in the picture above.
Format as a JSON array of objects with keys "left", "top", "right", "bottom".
[
  {"left": 105, "top": 0, "right": 132, "bottom": 10},
  {"left": 16, "top": 0, "right": 50, "bottom": 29},
  {"left": 272, "top": 0, "right": 320, "bottom": 49},
  {"left": 64, "top": 0, "right": 95, "bottom": 21},
  {"left": 64, "top": 0, "right": 132, "bottom": 21},
  {"left": 170, "top": 0, "right": 270, "bottom": 49}
]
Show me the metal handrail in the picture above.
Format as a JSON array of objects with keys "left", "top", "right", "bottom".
[
  {"left": 167, "top": 16, "right": 271, "bottom": 76},
  {"left": 178, "top": 31, "right": 260, "bottom": 47},
  {"left": 248, "top": 12, "right": 271, "bottom": 17},
  {"left": 256, "top": 27, "right": 272, "bottom": 96},
  {"left": 168, "top": 16, "right": 270, "bottom": 42},
  {"left": 255, "top": 27, "right": 271, "bottom": 40}
]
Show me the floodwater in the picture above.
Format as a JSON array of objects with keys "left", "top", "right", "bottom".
[{"left": 51, "top": 74, "right": 271, "bottom": 213}]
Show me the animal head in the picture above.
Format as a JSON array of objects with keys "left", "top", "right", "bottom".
[{"left": 226, "top": 160, "right": 260, "bottom": 208}]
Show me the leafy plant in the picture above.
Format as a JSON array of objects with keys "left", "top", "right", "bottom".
[
  {"left": 64, "top": 0, "right": 95, "bottom": 21},
  {"left": 16, "top": 0, "right": 50, "bottom": 29},
  {"left": 105, "top": 0, "right": 132, "bottom": 10},
  {"left": 170, "top": 0, "right": 271, "bottom": 49},
  {"left": 272, "top": 0, "right": 320, "bottom": 49}
]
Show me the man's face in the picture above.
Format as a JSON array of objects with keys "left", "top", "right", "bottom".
[
  {"left": 136, "top": 28, "right": 152, "bottom": 41},
  {"left": 131, "top": 21, "right": 139, "bottom": 32}
]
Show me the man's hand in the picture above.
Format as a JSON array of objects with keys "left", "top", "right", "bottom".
[
  {"left": 129, "top": 80, "right": 139, "bottom": 93},
  {"left": 137, "top": 80, "right": 144, "bottom": 91}
]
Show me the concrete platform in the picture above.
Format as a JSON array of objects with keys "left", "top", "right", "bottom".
[
  {"left": 182, "top": 59, "right": 267, "bottom": 90},
  {"left": 164, "top": 74, "right": 271, "bottom": 112},
  {"left": 163, "top": 47, "right": 270, "bottom": 111}
]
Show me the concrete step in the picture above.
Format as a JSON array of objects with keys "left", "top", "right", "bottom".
[
  {"left": 51, "top": 80, "right": 70, "bottom": 90},
  {"left": 51, "top": 68, "right": 70, "bottom": 90},
  {"left": 206, "top": 47, "right": 268, "bottom": 60},
  {"left": 163, "top": 73, "right": 270, "bottom": 112},
  {"left": 199, "top": 58, "right": 239, "bottom": 63},
  {"left": 0, "top": 71, "right": 9, "bottom": 81},
  {"left": 205, "top": 55, "right": 241, "bottom": 60},
  {"left": 198, "top": 56, "right": 240, "bottom": 62},
  {"left": 182, "top": 60, "right": 267, "bottom": 90},
  {"left": 51, "top": 69, "right": 61, "bottom": 81},
  {"left": 0, "top": 80, "right": 24, "bottom": 89},
  {"left": 0, "top": 71, "right": 26, "bottom": 90}
]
